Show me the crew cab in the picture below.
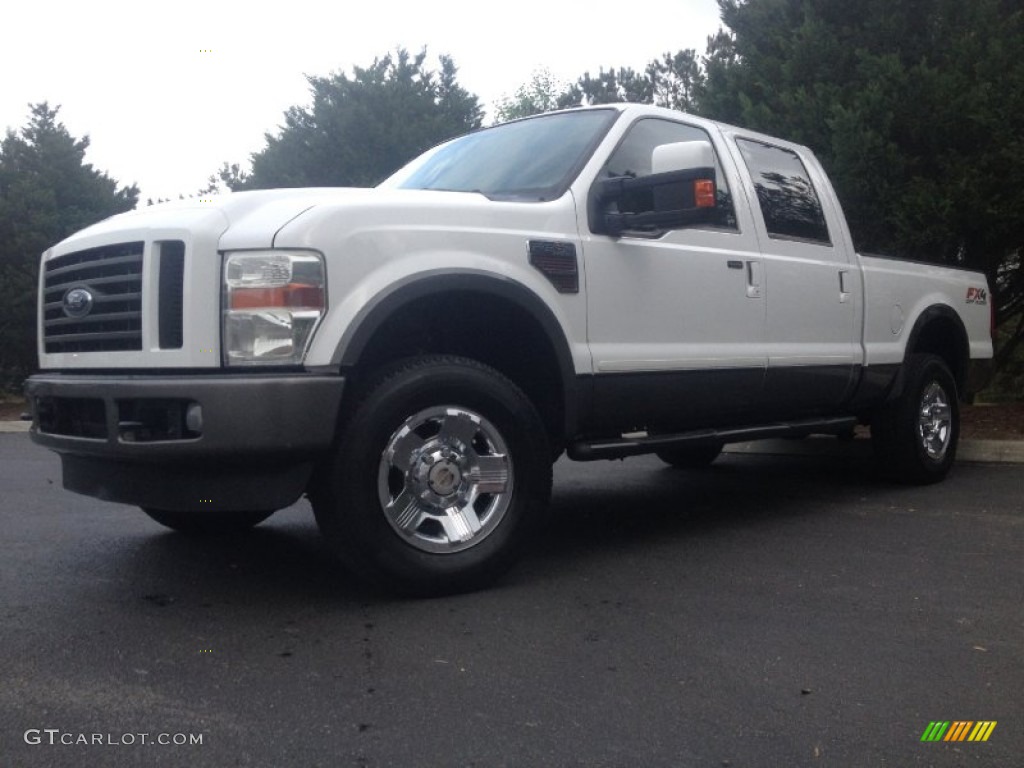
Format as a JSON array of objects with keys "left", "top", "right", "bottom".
[{"left": 26, "top": 104, "right": 994, "bottom": 594}]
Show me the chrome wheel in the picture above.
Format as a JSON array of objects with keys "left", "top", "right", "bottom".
[
  {"left": 918, "top": 381, "right": 952, "bottom": 460},
  {"left": 377, "top": 406, "right": 514, "bottom": 554},
  {"left": 871, "top": 353, "right": 960, "bottom": 485},
  {"left": 311, "top": 355, "right": 551, "bottom": 594}
]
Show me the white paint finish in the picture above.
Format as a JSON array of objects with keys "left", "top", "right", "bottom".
[
  {"left": 859, "top": 255, "right": 994, "bottom": 365},
  {"left": 49, "top": 201, "right": 228, "bottom": 250},
  {"left": 38, "top": 205, "right": 229, "bottom": 370},
  {"left": 764, "top": 346, "right": 860, "bottom": 367},
  {"left": 584, "top": 234, "right": 767, "bottom": 372},
  {"left": 577, "top": 109, "right": 768, "bottom": 376},
  {"left": 651, "top": 141, "right": 713, "bottom": 174},
  {"left": 272, "top": 191, "right": 591, "bottom": 373},
  {"left": 757, "top": 250, "right": 861, "bottom": 365},
  {"left": 593, "top": 337, "right": 767, "bottom": 371},
  {"left": 890, "top": 304, "right": 904, "bottom": 335},
  {"left": 724, "top": 131, "right": 863, "bottom": 371}
]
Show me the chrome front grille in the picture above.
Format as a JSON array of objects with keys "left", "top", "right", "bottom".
[{"left": 43, "top": 242, "right": 145, "bottom": 353}]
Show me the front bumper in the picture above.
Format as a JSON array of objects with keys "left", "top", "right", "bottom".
[{"left": 25, "top": 372, "right": 345, "bottom": 512}]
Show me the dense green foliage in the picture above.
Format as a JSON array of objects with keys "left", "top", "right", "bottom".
[
  {"left": 566, "top": 50, "right": 706, "bottom": 112},
  {"left": 4, "top": 7, "right": 1023, "bottom": 396},
  {"left": 984, "top": 314, "right": 1024, "bottom": 401},
  {"left": 495, "top": 51, "right": 706, "bottom": 120},
  {"left": 0, "top": 104, "right": 138, "bottom": 389},
  {"left": 226, "top": 49, "right": 482, "bottom": 191},
  {"left": 493, "top": 69, "right": 576, "bottom": 123},
  {"left": 499, "top": 0, "right": 1021, "bottom": 389},
  {"left": 701, "top": 0, "right": 1024, "bottom": 372}
]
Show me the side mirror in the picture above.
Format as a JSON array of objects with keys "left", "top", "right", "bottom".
[
  {"left": 592, "top": 140, "right": 718, "bottom": 236},
  {"left": 652, "top": 140, "right": 714, "bottom": 174}
]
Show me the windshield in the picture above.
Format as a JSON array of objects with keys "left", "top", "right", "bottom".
[{"left": 383, "top": 109, "right": 619, "bottom": 201}]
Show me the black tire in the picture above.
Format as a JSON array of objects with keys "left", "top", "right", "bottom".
[
  {"left": 141, "top": 507, "right": 274, "bottom": 535},
  {"left": 871, "top": 353, "right": 960, "bottom": 484},
  {"left": 309, "top": 355, "right": 552, "bottom": 596},
  {"left": 656, "top": 442, "right": 723, "bottom": 469}
]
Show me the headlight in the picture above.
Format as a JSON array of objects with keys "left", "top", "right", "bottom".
[{"left": 222, "top": 250, "right": 326, "bottom": 366}]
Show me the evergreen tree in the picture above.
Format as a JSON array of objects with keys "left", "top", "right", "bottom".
[
  {"left": 493, "top": 69, "right": 576, "bottom": 122},
  {"left": 228, "top": 49, "right": 483, "bottom": 190},
  {"left": 647, "top": 49, "right": 705, "bottom": 112},
  {"left": 0, "top": 104, "right": 138, "bottom": 389},
  {"left": 564, "top": 66, "right": 655, "bottom": 106},
  {"left": 496, "top": 50, "right": 706, "bottom": 121},
  {"left": 701, "top": 0, "right": 1024, "bottom": 368}
]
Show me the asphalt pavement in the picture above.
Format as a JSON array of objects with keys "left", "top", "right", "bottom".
[{"left": 1, "top": 433, "right": 1021, "bottom": 767}]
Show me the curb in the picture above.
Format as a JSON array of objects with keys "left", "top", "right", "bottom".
[{"left": 724, "top": 437, "right": 1024, "bottom": 464}]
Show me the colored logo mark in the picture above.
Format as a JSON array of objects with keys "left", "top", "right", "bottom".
[
  {"left": 921, "top": 721, "right": 997, "bottom": 742},
  {"left": 966, "top": 286, "right": 988, "bottom": 305}
]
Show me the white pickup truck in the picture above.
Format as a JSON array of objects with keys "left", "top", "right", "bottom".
[{"left": 26, "top": 104, "right": 993, "bottom": 594}]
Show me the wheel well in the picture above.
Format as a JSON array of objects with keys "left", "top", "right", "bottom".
[
  {"left": 346, "top": 290, "right": 568, "bottom": 451},
  {"left": 908, "top": 311, "right": 969, "bottom": 396}
]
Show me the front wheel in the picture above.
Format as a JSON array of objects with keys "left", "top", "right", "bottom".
[
  {"left": 310, "top": 356, "right": 552, "bottom": 596},
  {"left": 871, "top": 353, "right": 960, "bottom": 484},
  {"left": 141, "top": 507, "right": 274, "bottom": 535}
]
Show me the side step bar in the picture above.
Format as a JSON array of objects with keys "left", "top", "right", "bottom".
[{"left": 567, "top": 416, "right": 858, "bottom": 462}]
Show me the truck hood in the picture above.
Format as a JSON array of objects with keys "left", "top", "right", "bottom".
[
  {"left": 52, "top": 189, "right": 359, "bottom": 254},
  {"left": 217, "top": 187, "right": 506, "bottom": 250},
  {"left": 217, "top": 188, "right": 381, "bottom": 249},
  {"left": 55, "top": 187, "right": 500, "bottom": 254}
]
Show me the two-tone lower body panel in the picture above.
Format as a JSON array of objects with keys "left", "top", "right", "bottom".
[{"left": 25, "top": 372, "right": 345, "bottom": 512}]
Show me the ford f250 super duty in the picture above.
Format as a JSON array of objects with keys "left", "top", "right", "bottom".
[{"left": 26, "top": 104, "right": 994, "bottom": 594}]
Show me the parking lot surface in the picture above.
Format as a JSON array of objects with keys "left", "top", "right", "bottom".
[{"left": 2, "top": 434, "right": 1021, "bottom": 767}]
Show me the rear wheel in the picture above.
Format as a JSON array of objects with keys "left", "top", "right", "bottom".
[
  {"left": 871, "top": 353, "right": 959, "bottom": 484},
  {"left": 141, "top": 508, "right": 274, "bottom": 535},
  {"left": 310, "top": 356, "right": 552, "bottom": 596}
]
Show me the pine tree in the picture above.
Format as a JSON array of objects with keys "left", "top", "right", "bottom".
[{"left": 0, "top": 103, "right": 138, "bottom": 388}]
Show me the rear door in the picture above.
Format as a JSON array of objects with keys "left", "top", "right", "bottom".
[{"left": 730, "top": 137, "right": 862, "bottom": 417}]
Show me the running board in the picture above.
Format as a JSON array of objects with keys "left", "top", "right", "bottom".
[{"left": 567, "top": 416, "right": 858, "bottom": 461}]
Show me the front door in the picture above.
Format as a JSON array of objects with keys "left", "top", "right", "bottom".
[{"left": 582, "top": 117, "right": 767, "bottom": 433}]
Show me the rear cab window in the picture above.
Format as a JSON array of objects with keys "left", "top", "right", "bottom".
[{"left": 735, "top": 138, "right": 831, "bottom": 245}]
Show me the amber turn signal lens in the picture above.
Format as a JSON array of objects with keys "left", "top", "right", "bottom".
[
  {"left": 694, "top": 179, "right": 716, "bottom": 208},
  {"left": 229, "top": 283, "right": 324, "bottom": 310}
]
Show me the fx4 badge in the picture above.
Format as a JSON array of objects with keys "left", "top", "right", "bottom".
[{"left": 966, "top": 287, "right": 988, "bottom": 305}]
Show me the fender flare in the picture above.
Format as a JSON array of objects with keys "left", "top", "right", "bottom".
[
  {"left": 890, "top": 303, "right": 970, "bottom": 401},
  {"left": 330, "top": 271, "right": 580, "bottom": 436}
]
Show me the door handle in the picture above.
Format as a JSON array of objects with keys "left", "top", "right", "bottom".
[
  {"left": 746, "top": 261, "right": 762, "bottom": 298},
  {"left": 839, "top": 270, "right": 851, "bottom": 303}
]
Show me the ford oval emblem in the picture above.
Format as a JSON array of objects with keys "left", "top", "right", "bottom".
[{"left": 63, "top": 287, "right": 95, "bottom": 318}]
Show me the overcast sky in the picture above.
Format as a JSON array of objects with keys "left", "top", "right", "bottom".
[{"left": 3, "top": 0, "right": 723, "bottom": 203}]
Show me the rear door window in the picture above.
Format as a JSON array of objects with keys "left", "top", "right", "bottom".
[{"left": 736, "top": 139, "right": 831, "bottom": 245}]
